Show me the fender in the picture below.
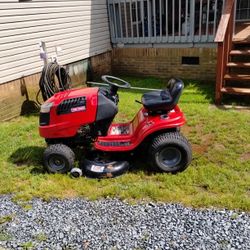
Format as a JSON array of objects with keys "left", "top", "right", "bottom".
[{"left": 94, "top": 105, "right": 186, "bottom": 152}]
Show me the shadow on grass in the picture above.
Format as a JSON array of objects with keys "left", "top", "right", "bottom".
[
  {"left": 8, "top": 146, "right": 161, "bottom": 177},
  {"left": 9, "top": 146, "right": 46, "bottom": 174},
  {"left": 182, "top": 79, "right": 215, "bottom": 103},
  {"left": 129, "top": 159, "right": 155, "bottom": 175},
  {"left": 221, "top": 94, "right": 250, "bottom": 106},
  {"left": 123, "top": 152, "right": 158, "bottom": 175}
]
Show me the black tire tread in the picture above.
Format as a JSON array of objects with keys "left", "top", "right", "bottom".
[
  {"left": 43, "top": 144, "right": 75, "bottom": 173},
  {"left": 149, "top": 132, "right": 192, "bottom": 173}
]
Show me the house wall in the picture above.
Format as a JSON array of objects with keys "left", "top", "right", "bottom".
[
  {"left": 0, "top": 52, "right": 112, "bottom": 122},
  {"left": 112, "top": 47, "right": 217, "bottom": 81},
  {"left": 0, "top": 0, "right": 112, "bottom": 121},
  {"left": 0, "top": 0, "right": 111, "bottom": 85}
]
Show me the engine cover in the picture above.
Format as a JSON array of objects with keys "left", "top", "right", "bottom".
[
  {"left": 39, "top": 87, "right": 119, "bottom": 139},
  {"left": 39, "top": 87, "right": 98, "bottom": 138}
]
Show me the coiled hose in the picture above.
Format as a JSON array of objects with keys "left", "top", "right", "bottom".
[{"left": 38, "top": 62, "right": 71, "bottom": 102}]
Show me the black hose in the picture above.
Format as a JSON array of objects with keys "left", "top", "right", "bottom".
[{"left": 38, "top": 62, "right": 71, "bottom": 102}]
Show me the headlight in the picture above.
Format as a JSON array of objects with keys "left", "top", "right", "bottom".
[{"left": 40, "top": 102, "right": 53, "bottom": 113}]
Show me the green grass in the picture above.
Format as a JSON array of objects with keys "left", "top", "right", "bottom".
[
  {"left": 20, "top": 241, "right": 34, "bottom": 250},
  {"left": 0, "top": 215, "right": 14, "bottom": 224},
  {"left": 0, "top": 76, "right": 249, "bottom": 211}
]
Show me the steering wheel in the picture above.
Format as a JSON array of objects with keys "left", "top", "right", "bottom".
[{"left": 101, "top": 75, "right": 131, "bottom": 89}]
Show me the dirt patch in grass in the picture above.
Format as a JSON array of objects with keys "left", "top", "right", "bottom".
[
  {"left": 191, "top": 132, "right": 214, "bottom": 154},
  {"left": 63, "top": 189, "right": 78, "bottom": 199},
  {"left": 195, "top": 124, "right": 203, "bottom": 134},
  {"left": 240, "top": 152, "right": 250, "bottom": 162},
  {"left": 213, "top": 143, "right": 226, "bottom": 151},
  {"left": 181, "top": 125, "right": 193, "bottom": 136},
  {"left": 201, "top": 133, "right": 215, "bottom": 145},
  {"left": 192, "top": 144, "right": 208, "bottom": 154}
]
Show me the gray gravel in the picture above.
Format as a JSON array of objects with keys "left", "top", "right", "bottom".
[{"left": 0, "top": 195, "right": 249, "bottom": 250}]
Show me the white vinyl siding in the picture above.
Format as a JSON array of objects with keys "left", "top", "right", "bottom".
[{"left": 0, "top": 0, "right": 111, "bottom": 84}]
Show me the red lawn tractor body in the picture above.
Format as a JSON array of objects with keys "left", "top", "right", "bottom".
[
  {"left": 39, "top": 88, "right": 185, "bottom": 152},
  {"left": 39, "top": 76, "right": 191, "bottom": 178}
]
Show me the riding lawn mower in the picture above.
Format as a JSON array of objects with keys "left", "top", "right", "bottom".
[{"left": 39, "top": 68, "right": 192, "bottom": 178}]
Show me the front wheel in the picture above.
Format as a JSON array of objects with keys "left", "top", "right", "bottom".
[
  {"left": 43, "top": 144, "right": 75, "bottom": 174},
  {"left": 149, "top": 132, "right": 192, "bottom": 173}
]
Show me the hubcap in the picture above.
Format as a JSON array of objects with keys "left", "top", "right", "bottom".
[
  {"left": 156, "top": 147, "right": 182, "bottom": 171},
  {"left": 48, "top": 155, "right": 66, "bottom": 171},
  {"left": 71, "top": 172, "right": 80, "bottom": 178}
]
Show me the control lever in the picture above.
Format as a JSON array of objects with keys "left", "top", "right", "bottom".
[{"left": 135, "top": 100, "right": 143, "bottom": 105}]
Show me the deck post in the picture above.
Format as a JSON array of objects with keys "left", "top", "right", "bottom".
[{"left": 215, "top": 42, "right": 224, "bottom": 104}]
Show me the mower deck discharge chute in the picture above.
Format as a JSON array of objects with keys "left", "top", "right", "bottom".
[{"left": 39, "top": 75, "right": 192, "bottom": 178}]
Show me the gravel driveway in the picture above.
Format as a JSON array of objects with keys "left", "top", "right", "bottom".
[{"left": 0, "top": 195, "right": 249, "bottom": 250}]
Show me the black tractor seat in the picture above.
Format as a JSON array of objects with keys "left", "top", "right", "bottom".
[{"left": 141, "top": 78, "right": 184, "bottom": 113}]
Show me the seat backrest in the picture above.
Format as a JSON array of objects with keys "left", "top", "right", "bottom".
[{"left": 167, "top": 78, "right": 184, "bottom": 106}]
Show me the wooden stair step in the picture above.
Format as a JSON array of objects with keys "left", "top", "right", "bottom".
[
  {"left": 227, "top": 62, "right": 250, "bottom": 68},
  {"left": 230, "top": 50, "right": 250, "bottom": 56},
  {"left": 221, "top": 87, "right": 250, "bottom": 95},
  {"left": 224, "top": 74, "right": 250, "bottom": 81},
  {"left": 233, "top": 39, "right": 250, "bottom": 44}
]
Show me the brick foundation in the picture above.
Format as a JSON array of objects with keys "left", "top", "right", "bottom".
[
  {"left": 90, "top": 51, "right": 112, "bottom": 78},
  {"left": 112, "top": 47, "right": 217, "bottom": 81},
  {"left": 0, "top": 51, "right": 112, "bottom": 121}
]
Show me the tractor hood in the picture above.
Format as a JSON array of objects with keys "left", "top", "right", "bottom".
[
  {"left": 47, "top": 87, "right": 99, "bottom": 106},
  {"left": 39, "top": 87, "right": 99, "bottom": 138}
]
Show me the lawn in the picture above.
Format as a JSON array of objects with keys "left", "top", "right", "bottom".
[{"left": 0, "top": 76, "right": 249, "bottom": 211}]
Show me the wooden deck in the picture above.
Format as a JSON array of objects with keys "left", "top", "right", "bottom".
[{"left": 234, "top": 22, "right": 250, "bottom": 42}]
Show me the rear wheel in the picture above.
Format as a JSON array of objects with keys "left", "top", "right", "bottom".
[
  {"left": 149, "top": 132, "right": 192, "bottom": 173},
  {"left": 43, "top": 144, "right": 75, "bottom": 174}
]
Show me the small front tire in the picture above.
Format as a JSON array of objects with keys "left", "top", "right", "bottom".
[
  {"left": 149, "top": 132, "right": 192, "bottom": 173},
  {"left": 43, "top": 144, "right": 75, "bottom": 174},
  {"left": 70, "top": 168, "right": 83, "bottom": 178}
]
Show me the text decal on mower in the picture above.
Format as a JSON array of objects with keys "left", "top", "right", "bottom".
[
  {"left": 57, "top": 97, "right": 86, "bottom": 115},
  {"left": 91, "top": 165, "right": 105, "bottom": 173},
  {"left": 71, "top": 106, "right": 86, "bottom": 113}
]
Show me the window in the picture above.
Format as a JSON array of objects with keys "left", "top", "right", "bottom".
[{"left": 236, "top": 0, "right": 250, "bottom": 20}]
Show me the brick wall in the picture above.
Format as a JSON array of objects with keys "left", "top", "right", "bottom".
[
  {"left": 112, "top": 47, "right": 217, "bottom": 81},
  {"left": 0, "top": 52, "right": 112, "bottom": 121},
  {"left": 90, "top": 51, "right": 112, "bottom": 78}
]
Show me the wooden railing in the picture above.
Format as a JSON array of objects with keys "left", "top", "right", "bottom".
[
  {"left": 214, "top": 0, "right": 235, "bottom": 103},
  {"left": 107, "top": 0, "right": 225, "bottom": 46}
]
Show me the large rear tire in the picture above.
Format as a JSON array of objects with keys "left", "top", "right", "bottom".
[
  {"left": 43, "top": 144, "right": 75, "bottom": 174},
  {"left": 149, "top": 132, "right": 192, "bottom": 173}
]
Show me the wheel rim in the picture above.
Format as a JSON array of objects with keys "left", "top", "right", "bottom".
[
  {"left": 48, "top": 154, "right": 66, "bottom": 171},
  {"left": 71, "top": 172, "right": 80, "bottom": 178},
  {"left": 156, "top": 147, "right": 182, "bottom": 171}
]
